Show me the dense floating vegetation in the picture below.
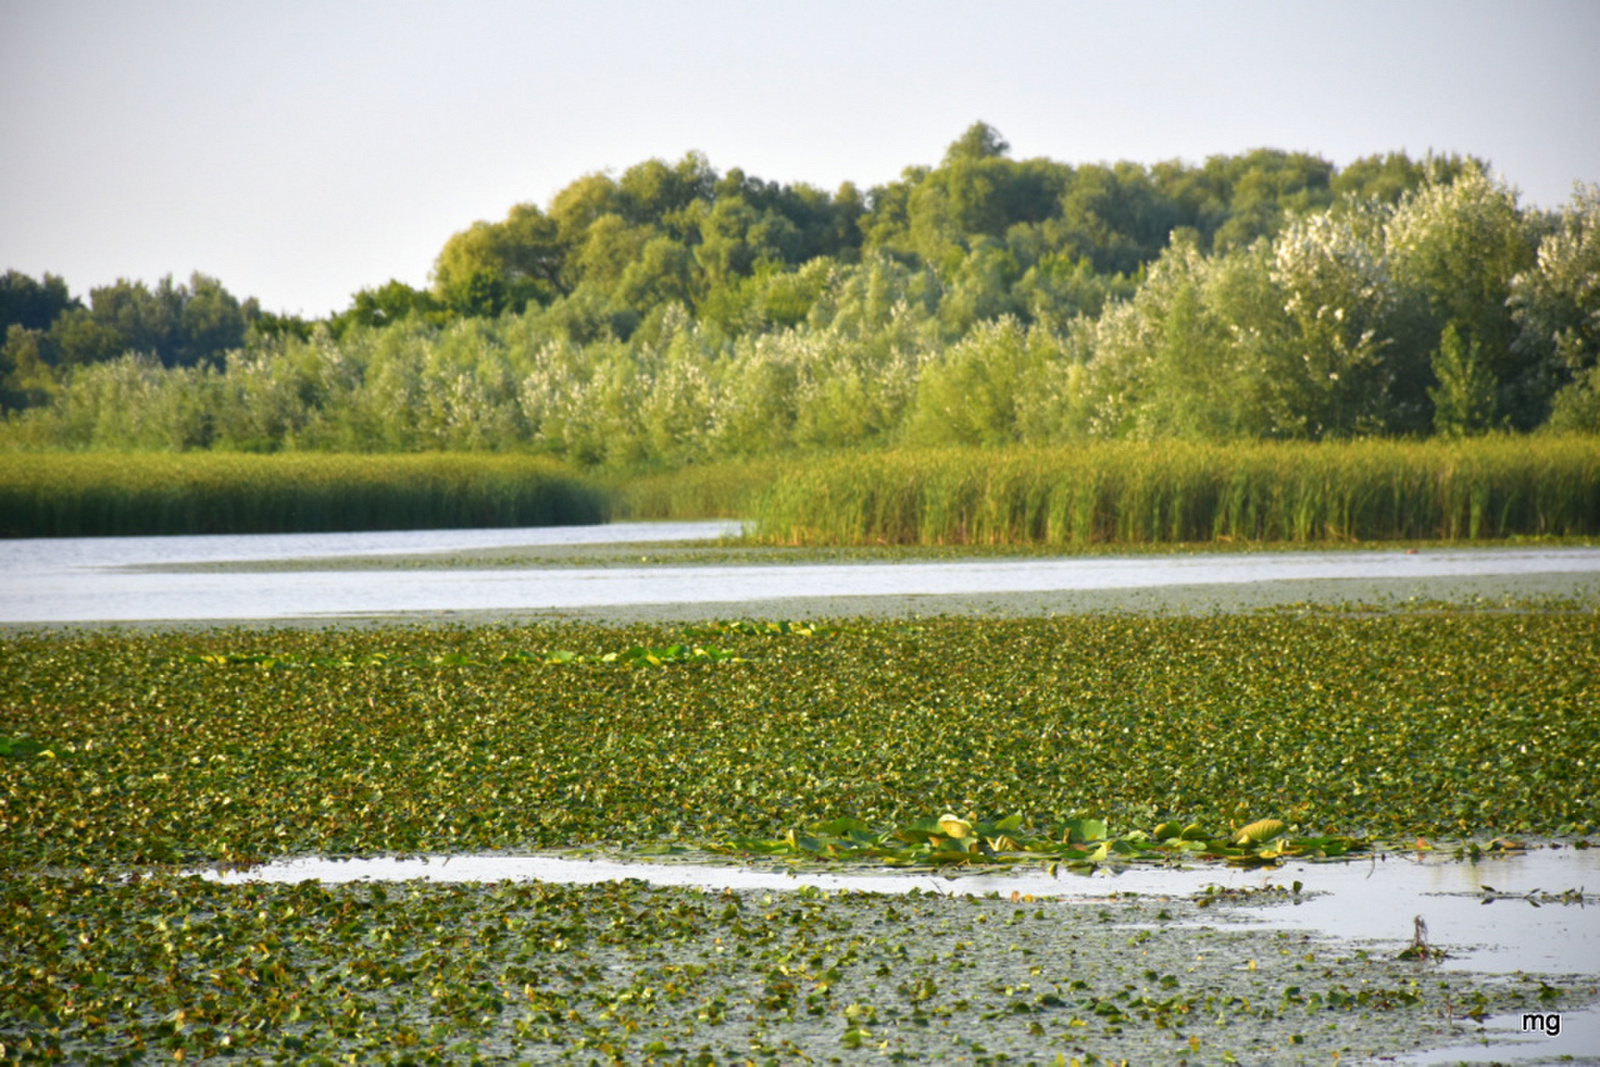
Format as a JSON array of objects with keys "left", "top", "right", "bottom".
[
  {"left": 10, "top": 871, "right": 1572, "bottom": 1063},
  {"left": 0, "top": 452, "right": 609, "bottom": 537},
  {"left": 4, "top": 611, "right": 1595, "bottom": 872},
  {"left": 749, "top": 435, "right": 1600, "bottom": 545},
  {"left": 4, "top": 609, "right": 1597, "bottom": 1061},
  {"left": 716, "top": 812, "right": 1371, "bottom": 870}
]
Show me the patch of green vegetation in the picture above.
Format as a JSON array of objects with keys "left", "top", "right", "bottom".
[
  {"left": 3, "top": 873, "right": 1591, "bottom": 1063},
  {"left": 750, "top": 437, "right": 1600, "bottom": 546},
  {"left": 3, "top": 609, "right": 1596, "bottom": 872},
  {"left": 717, "top": 812, "right": 1369, "bottom": 870},
  {"left": 0, "top": 735, "right": 48, "bottom": 759},
  {"left": 3, "top": 607, "right": 1598, "bottom": 1061},
  {"left": 0, "top": 452, "right": 610, "bottom": 538},
  {"left": 178, "top": 640, "right": 744, "bottom": 670}
]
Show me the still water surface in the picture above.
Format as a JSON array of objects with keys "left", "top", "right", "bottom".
[
  {"left": 204, "top": 846, "right": 1600, "bottom": 1063},
  {"left": 205, "top": 846, "right": 1600, "bottom": 976},
  {"left": 3, "top": 522, "right": 1597, "bottom": 624}
]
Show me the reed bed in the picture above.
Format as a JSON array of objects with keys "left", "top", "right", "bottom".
[
  {"left": 0, "top": 452, "right": 611, "bottom": 537},
  {"left": 749, "top": 436, "right": 1600, "bottom": 546},
  {"left": 607, "top": 456, "right": 782, "bottom": 521}
]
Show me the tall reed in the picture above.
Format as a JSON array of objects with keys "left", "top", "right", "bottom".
[
  {"left": 607, "top": 457, "right": 783, "bottom": 521},
  {"left": 748, "top": 436, "right": 1600, "bottom": 546},
  {"left": 0, "top": 453, "right": 611, "bottom": 538}
]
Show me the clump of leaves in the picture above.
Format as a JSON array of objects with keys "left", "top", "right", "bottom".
[
  {"left": 4, "top": 609, "right": 1597, "bottom": 871},
  {"left": 714, "top": 812, "right": 1369, "bottom": 870},
  {"left": 1397, "top": 915, "right": 1447, "bottom": 961},
  {"left": 0, "top": 736, "right": 48, "bottom": 759},
  {"left": 686, "top": 619, "right": 831, "bottom": 637},
  {"left": 182, "top": 643, "right": 745, "bottom": 669}
]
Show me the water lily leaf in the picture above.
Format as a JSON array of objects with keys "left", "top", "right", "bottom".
[
  {"left": 1058, "top": 817, "right": 1107, "bottom": 845},
  {"left": 0, "top": 736, "right": 46, "bottom": 759},
  {"left": 937, "top": 813, "right": 973, "bottom": 839},
  {"left": 1234, "top": 819, "right": 1287, "bottom": 845}
]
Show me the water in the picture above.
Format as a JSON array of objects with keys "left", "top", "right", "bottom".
[
  {"left": 11, "top": 523, "right": 1595, "bottom": 1059},
  {"left": 3, "top": 523, "right": 1597, "bottom": 624},
  {"left": 201, "top": 846, "right": 1600, "bottom": 1063},
  {"left": 0, "top": 520, "right": 744, "bottom": 570},
  {"left": 203, "top": 846, "right": 1600, "bottom": 976},
  {"left": 1400, "top": 1007, "right": 1600, "bottom": 1064}
]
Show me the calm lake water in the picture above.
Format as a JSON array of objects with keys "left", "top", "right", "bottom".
[{"left": 2, "top": 522, "right": 1597, "bottom": 624}]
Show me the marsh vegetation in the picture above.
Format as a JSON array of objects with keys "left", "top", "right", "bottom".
[{"left": 4, "top": 608, "right": 1598, "bottom": 1059}]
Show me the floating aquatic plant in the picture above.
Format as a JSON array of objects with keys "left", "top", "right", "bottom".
[
  {"left": 3, "top": 609, "right": 1596, "bottom": 872},
  {"left": 715, "top": 812, "right": 1369, "bottom": 870},
  {"left": 179, "top": 642, "right": 745, "bottom": 670}
]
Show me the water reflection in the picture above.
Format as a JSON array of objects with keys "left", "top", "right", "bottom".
[
  {"left": 1399, "top": 1005, "right": 1600, "bottom": 1064},
  {"left": 203, "top": 846, "right": 1600, "bottom": 978},
  {"left": 3, "top": 524, "right": 1597, "bottom": 623}
]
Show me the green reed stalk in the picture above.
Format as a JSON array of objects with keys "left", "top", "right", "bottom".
[
  {"left": 0, "top": 453, "right": 611, "bottom": 537},
  {"left": 749, "top": 436, "right": 1600, "bottom": 546},
  {"left": 607, "top": 457, "right": 782, "bottom": 521}
]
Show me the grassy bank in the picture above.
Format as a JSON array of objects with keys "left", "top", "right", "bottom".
[
  {"left": 749, "top": 436, "right": 1600, "bottom": 546},
  {"left": 0, "top": 452, "right": 610, "bottom": 537}
]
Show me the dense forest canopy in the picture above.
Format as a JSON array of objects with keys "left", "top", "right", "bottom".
[{"left": 4, "top": 124, "right": 1597, "bottom": 460}]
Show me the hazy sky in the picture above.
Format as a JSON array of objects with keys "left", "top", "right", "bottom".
[{"left": 3, "top": 0, "right": 1597, "bottom": 318}]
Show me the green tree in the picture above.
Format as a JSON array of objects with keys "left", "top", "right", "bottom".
[
  {"left": 937, "top": 239, "right": 1022, "bottom": 335},
  {"left": 36, "top": 273, "right": 250, "bottom": 369},
  {"left": 1385, "top": 164, "right": 1540, "bottom": 426},
  {"left": 1056, "top": 163, "right": 1181, "bottom": 275},
  {"left": 617, "top": 237, "right": 696, "bottom": 315},
  {"left": 331, "top": 280, "right": 442, "bottom": 334},
  {"left": 175, "top": 273, "right": 256, "bottom": 367},
  {"left": 618, "top": 153, "right": 715, "bottom": 229},
  {"left": 432, "top": 203, "right": 562, "bottom": 315},
  {"left": 1268, "top": 210, "right": 1402, "bottom": 436},
  {"left": 904, "top": 316, "right": 1052, "bottom": 446},
  {"left": 0, "top": 270, "right": 78, "bottom": 333},
  {"left": 1209, "top": 149, "right": 1335, "bottom": 251},
  {"left": 1429, "top": 323, "right": 1498, "bottom": 436},
  {"left": 0, "top": 324, "right": 59, "bottom": 409},
  {"left": 1330, "top": 151, "right": 1457, "bottom": 205},
  {"left": 1511, "top": 183, "right": 1600, "bottom": 422}
]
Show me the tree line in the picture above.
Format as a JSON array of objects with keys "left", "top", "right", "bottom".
[{"left": 3, "top": 124, "right": 1596, "bottom": 459}]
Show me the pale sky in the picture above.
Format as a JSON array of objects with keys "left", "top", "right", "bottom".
[{"left": 3, "top": 0, "right": 1597, "bottom": 319}]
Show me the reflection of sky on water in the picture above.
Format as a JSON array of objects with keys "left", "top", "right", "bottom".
[
  {"left": 197, "top": 846, "right": 1600, "bottom": 1063},
  {"left": 0, "top": 520, "right": 743, "bottom": 569},
  {"left": 2, "top": 525, "right": 1598, "bottom": 623},
  {"left": 205, "top": 846, "right": 1600, "bottom": 978},
  {"left": 205, "top": 845, "right": 1600, "bottom": 1063}
]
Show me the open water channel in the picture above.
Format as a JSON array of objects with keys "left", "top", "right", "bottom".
[
  {"left": 8, "top": 521, "right": 1600, "bottom": 1061},
  {"left": 2, "top": 520, "right": 1598, "bottom": 625}
]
